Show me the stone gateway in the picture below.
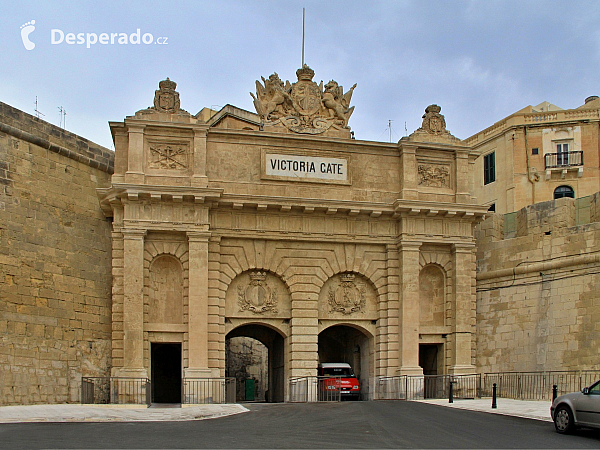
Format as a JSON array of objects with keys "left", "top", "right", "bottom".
[{"left": 97, "top": 70, "right": 486, "bottom": 402}]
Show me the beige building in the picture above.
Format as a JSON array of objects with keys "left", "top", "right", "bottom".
[
  {"left": 468, "top": 96, "right": 600, "bottom": 214},
  {"left": 95, "top": 68, "right": 486, "bottom": 402}
]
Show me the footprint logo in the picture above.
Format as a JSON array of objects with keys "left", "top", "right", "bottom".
[{"left": 20, "top": 20, "right": 36, "bottom": 50}]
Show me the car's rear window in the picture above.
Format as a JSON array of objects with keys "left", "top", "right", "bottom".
[{"left": 322, "top": 367, "right": 353, "bottom": 376}]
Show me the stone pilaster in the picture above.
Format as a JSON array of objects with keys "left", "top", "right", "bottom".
[
  {"left": 398, "top": 241, "right": 423, "bottom": 376},
  {"left": 399, "top": 143, "right": 418, "bottom": 200},
  {"left": 289, "top": 287, "right": 319, "bottom": 378},
  {"left": 207, "top": 235, "right": 223, "bottom": 374},
  {"left": 185, "top": 231, "right": 217, "bottom": 377},
  {"left": 449, "top": 242, "right": 477, "bottom": 374},
  {"left": 113, "top": 228, "right": 147, "bottom": 378},
  {"left": 383, "top": 243, "right": 400, "bottom": 376},
  {"left": 125, "top": 125, "right": 145, "bottom": 184},
  {"left": 455, "top": 149, "right": 471, "bottom": 204},
  {"left": 192, "top": 127, "right": 209, "bottom": 187}
]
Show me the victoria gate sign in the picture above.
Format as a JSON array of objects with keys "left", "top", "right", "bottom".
[{"left": 263, "top": 152, "right": 349, "bottom": 184}]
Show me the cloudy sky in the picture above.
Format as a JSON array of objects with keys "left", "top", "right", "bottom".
[{"left": 2, "top": 0, "right": 599, "bottom": 149}]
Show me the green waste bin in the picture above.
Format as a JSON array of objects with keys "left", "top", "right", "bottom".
[{"left": 245, "top": 379, "right": 255, "bottom": 401}]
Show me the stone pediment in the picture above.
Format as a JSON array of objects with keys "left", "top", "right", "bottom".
[
  {"left": 407, "top": 104, "right": 461, "bottom": 144},
  {"left": 250, "top": 65, "right": 356, "bottom": 138}
]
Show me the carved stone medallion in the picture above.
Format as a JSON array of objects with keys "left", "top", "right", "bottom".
[
  {"left": 153, "top": 78, "right": 181, "bottom": 113},
  {"left": 328, "top": 273, "right": 366, "bottom": 315},
  {"left": 238, "top": 271, "right": 278, "bottom": 314},
  {"left": 418, "top": 164, "right": 450, "bottom": 187},
  {"left": 149, "top": 143, "right": 188, "bottom": 169}
]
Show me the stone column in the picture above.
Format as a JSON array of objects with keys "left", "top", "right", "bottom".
[
  {"left": 114, "top": 228, "right": 147, "bottom": 378},
  {"left": 398, "top": 241, "right": 423, "bottom": 376},
  {"left": 125, "top": 125, "right": 145, "bottom": 184},
  {"left": 185, "top": 231, "right": 217, "bottom": 378},
  {"left": 449, "top": 242, "right": 477, "bottom": 375}
]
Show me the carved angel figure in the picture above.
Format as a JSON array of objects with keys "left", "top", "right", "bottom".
[
  {"left": 322, "top": 80, "right": 356, "bottom": 127},
  {"left": 250, "top": 73, "right": 292, "bottom": 121}
]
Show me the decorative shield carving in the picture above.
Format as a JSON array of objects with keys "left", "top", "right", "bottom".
[
  {"left": 328, "top": 273, "right": 366, "bottom": 315},
  {"left": 291, "top": 80, "right": 322, "bottom": 116},
  {"left": 238, "top": 272, "right": 278, "bottom": 314},
  {"left": 153, "top": 78, "right": 181, "bottom": 113}
]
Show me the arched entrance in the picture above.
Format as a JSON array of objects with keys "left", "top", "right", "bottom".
[
  {"left": 318, "top": 325, "right": 373, "bottom": 400},
  {"left": 226, "top": 324, "right": 285, "bottom": 402}
]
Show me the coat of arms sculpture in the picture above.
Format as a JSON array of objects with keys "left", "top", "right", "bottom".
[
  {"left": 153, "top": 77, "right": 181, "bottom": 113},
  {"left": 251, "top": 65, "right": 356, "bottom": 136}
]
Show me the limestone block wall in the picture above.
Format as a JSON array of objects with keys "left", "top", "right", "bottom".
[
  {"left": 475, "top": 194, "right": 600, "bottom": 373},
  {"left": 0, "top": 103, "right": 114, "bottom": 404}
]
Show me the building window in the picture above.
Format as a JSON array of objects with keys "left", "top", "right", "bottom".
[
  {"left": 556, "top": 142, "right": 569, "bottom": 165},
  {"left": 532, "top": 147, "right": 539, "bottom": 155},
  {"left": 554, "top": 185, "right": 574, "bottom": 199},
  {"left": 483, "top": 152, "right": 495, "bottom": 185},
  {"left": 487, "top": 203, "right": 496, "bottom": 212}
]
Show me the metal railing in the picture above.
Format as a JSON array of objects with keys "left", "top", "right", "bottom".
[
  {"left": 81, "top": 377, "right": 151, "bottom": 405},
  {"left": 289, "top": 376, "right": 362, "bottom": 402},
  {"left": 544, "top": 151, "right": 583, "bottom": 169},
  {"left": 374, "top": 371, "right": 600, "bottom": 401},
  {"left": 182, "top": 378, "right": 236, "bottom": 404},
  {"left": 482, "top": 371, "right": 600, "bottom": 400},
  {"left": 376, "top": 374, "right": 480, "bottom": 400}
]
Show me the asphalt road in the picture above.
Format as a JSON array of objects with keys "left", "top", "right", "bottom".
[{"left": 1, "top": 401, "right": 600, "bottom": 449}]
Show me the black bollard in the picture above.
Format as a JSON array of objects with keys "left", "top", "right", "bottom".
[
  {"left": 449, "top": 380, "right": 454, "bottom": 403},
  {"left": 492, "top": 383, "right": 497, "bottom": 409},
  {"left": 552, "top": 385, "right": 558, "bottom": 402}
]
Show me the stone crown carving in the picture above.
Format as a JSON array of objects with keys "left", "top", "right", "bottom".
[{"left": 250, "top": 65, "right": 356, "bottom": 135}]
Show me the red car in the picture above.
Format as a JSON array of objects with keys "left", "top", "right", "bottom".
[{"left": 318, "top": 363, "right": 360, "bottom": 400}]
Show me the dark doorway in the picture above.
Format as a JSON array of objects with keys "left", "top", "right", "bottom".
[
  {"left": 151, "top": 343, "right": 181, "bottom": 403},
  {"left": 420, "top": 344, "right": 442, "bottom": 399},
  {"left": 226, "top": 325, "right": 285, "bottom": 402},
  {"left": 318, "top": 325, "right": 372, "bottom": 400}
]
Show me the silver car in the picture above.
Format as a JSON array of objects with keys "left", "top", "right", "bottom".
[{"left": 551, "top": 380, "right": 600, "bottom": 433}]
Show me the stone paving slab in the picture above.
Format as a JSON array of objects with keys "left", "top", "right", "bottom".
[
  {"left": 0, "top": 404, "right": 249, "bottom": 423},
  {"left": 416, "top": 398, "right": 553, "bottom": 422}
]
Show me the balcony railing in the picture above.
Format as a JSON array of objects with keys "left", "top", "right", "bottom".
[{"left": 545, "top": 151, "right": 583, "bottom": 169}]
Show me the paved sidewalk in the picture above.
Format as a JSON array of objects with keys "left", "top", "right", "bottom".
[
  {"left": 417, "top": 398, "right": 553, "bottom": 422},
  {"left": 0, "top": 399, "right": 552, "bottom": 424},
  {"left": 0, "top": 403, "right": 248, "bottom": 423}
]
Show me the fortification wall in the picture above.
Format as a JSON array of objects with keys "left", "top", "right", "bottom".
[
  {"left": 475, "top": 194, "right": 600, "bottom": 373},
  {"left": 0, "top": 102, "right": 114, "bottom": 404}
]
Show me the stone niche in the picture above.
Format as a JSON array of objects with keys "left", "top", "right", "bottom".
[
  {"left": 148, "top": 255, "right": 184, "bottom": 324},
  {"left": 225, "top": 271, "right": 291, "bottom": 318},
  {"left": 318, "top": 272, "right": 377, "bottom": 320},
  {"left": 419, "top": 264, "right": 446, "bottom": 327}
]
